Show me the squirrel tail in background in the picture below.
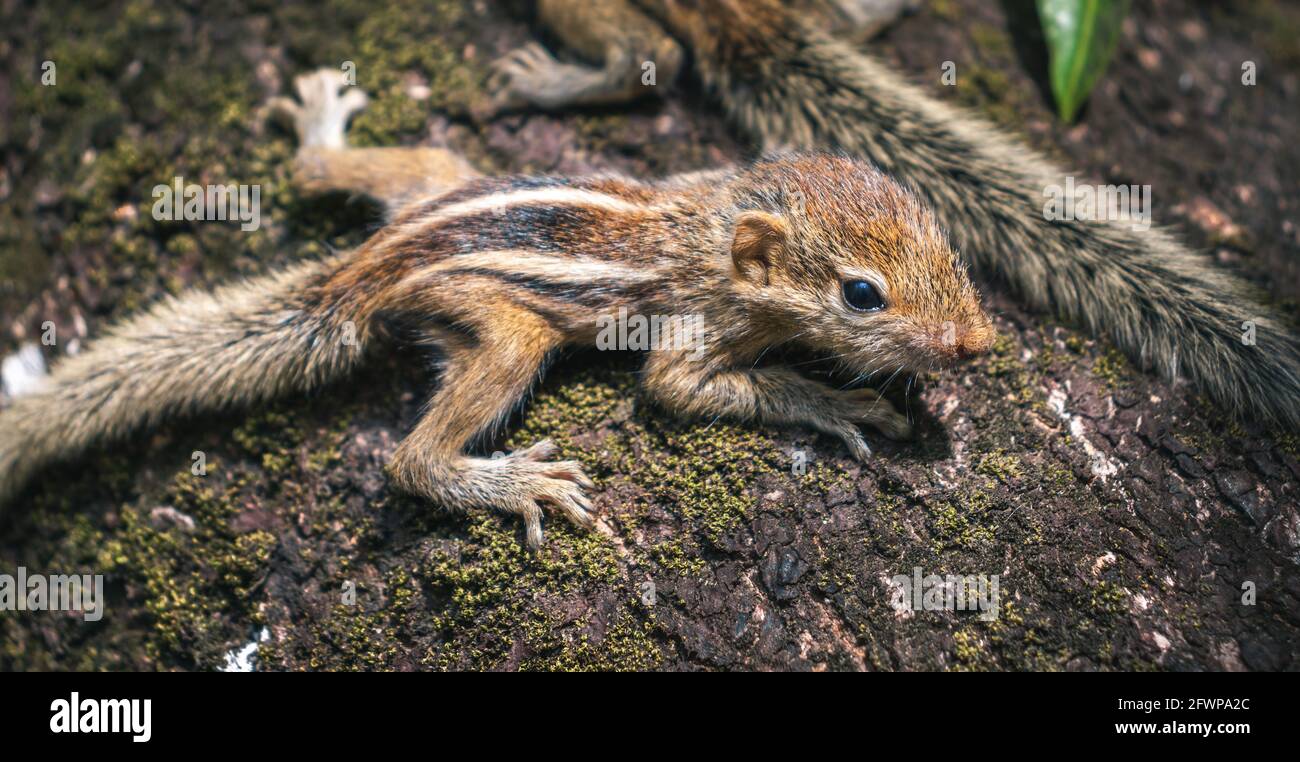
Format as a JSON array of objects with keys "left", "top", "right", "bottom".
[
  {"left": 0, "top": 254, "right": 368, "bottom": 504},
  {"left": 637, "top": 0, "right": 1300, "bottom": 429}
]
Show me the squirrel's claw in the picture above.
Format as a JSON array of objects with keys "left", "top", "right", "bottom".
[
  {"left": 480, "top": 42, "right": 603, "bottom": 118},
  {"left": 498, "top": 440, "right": 597, "bottom": 550},
  {"left": 863, "top": 398, "right": 913, "bottom": 441},
  {"left": 482, "top": 43, "right": 562, "bottom": 117},
  {"left": 839, "top": 428, "right": 874, "bottom": 463},
  {"left": 827, "top": 386, "right": 913, "bottom": 445}
]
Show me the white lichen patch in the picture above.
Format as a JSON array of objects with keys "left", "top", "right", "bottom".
[
  {"left": 221, "top": 627, "right": 271, "bottom": 672},
  {"left": 1, "top": 342, "right": 48, "bottom": 401},
  {"left": 880, "top": 574, "right": 914, "bottom": 621},
  {"left": 1047, "top": 386, "right": 1119, "bottom": 482}
]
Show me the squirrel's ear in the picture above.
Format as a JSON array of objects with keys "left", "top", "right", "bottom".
[{"left": 730, "top": 211, "right": 788, "bottom": 285}]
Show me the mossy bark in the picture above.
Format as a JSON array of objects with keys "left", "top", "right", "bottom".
[{"left": 1, "top": 0, "right": 1297, "bottom": 670}]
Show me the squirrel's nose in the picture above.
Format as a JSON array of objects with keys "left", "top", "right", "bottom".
[
  {"left": 955, "top": 325, "right": 995, "bottom": 360},
  {"left": 935, "top": 325, "right": 994, "bottom": 362},
  {"left": 930, "top": 322, "right": 995, "bottom": 362}
]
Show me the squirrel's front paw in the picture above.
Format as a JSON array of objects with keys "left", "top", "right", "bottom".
[
  {"left": 830, "top": 387, "right": 913, "bottom": 440},
  {"left": 488, "top": 439, "right": 596, "bottom": 550},
  {"left": 833, "top": 424, "right": 875, "bottom": 463},
  {"left": 266, "top": 68, "right": 368, "bottom": 149},
  {"left": 822, "top": 387, "right": 913, "bottom": 462}
]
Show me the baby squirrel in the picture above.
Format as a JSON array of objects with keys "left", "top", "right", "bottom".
[
  {"left": 489, "top": 0, "right": 1300, "bottom": 431},
  {"left": 0, "top": 70, "right": 993, "bottom": 548}
]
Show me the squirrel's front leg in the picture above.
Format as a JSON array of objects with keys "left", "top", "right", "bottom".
[
  {"left": 388, "top": 310, "right": 594, "bottom": 549},
  {"left": 640, "top": 348, "right": 912, "bottom": 463}
]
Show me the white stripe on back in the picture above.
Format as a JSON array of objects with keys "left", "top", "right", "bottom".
[
  {"left": 396, "top": 250, "right": 660, "bottom": 293},
  {"left": 405, "top": 187, "right": 648, "bottom": 232}
]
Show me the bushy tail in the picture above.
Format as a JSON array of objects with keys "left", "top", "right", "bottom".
[
  {"left": 642, "top": 0, "right": 1300, "bottom": 429},
  {"left": 0, "top": 254, "right": 369, "bottom": 503}
]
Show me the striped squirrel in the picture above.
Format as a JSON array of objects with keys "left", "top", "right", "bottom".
[
  {"left": 487, "top": 0, "right": 1300, "bottom": 430},
  {"left": 0, "top": 69, "right": 993, "bottom": 547}
]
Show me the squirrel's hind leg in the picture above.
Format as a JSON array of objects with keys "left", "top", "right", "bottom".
[
  {"left": 267, "top": 68, "right": 480, "bottom": 211},
  {"left": 387, "top": 303, "right": 594, "bottom": 550}
]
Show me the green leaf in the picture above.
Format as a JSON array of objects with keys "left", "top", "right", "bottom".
[{"left": 1036, "top": 0, "right": 1129, "bottom": 122}]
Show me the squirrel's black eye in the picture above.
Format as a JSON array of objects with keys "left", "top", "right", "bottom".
[{"left": 842, "top": 280, "right": 885, "bottom": 312}]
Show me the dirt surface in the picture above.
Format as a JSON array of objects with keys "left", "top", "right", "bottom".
[{"left": 0, "top": 0, "right": 1298, "bottom": 671}]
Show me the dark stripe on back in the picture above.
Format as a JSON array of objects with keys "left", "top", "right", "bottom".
[
  {"left": 432, "top": 204, "right": 616, "bottom": 255},
  {"left": 440, "top": 267, "right": 660, "bottom": 309}
]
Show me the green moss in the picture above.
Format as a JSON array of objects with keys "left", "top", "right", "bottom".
[
  {"left": 799, "top": 459, "right": 856, "bottom": 496},
  {"left": 928, "top": 0, "right": 959, "bottom": 22},
  {"left": 1088, "top": 581, "right": 1129, "bottom": 618},
  {"left": 1276, "top": 431, "right": 1300, "bottom": 459},
  {"left": 648, "top": 538, "right": 706, "bottom": 579},
  {"left": 521, "top": 608, "right": 662, "bottom": 672},
  {"left": 951, "top": 628, "right": 986, "bottom": 669},
  {"left": 983, "top": 333, "right": 1038, "bottom": 406},
  {"left": 280, "top": 563, "right": 422, "bottom": 671},
  {"left": 0, "top": 0, "right": 491, "bottom": 335},
  {"left": 232, "top": 409, "right": 303, "bottom": 477},
  {"left": 99, "top": 474, "right": 276, "bottom": 667},
  {"left": 510, "top": 358, "right": 784, "bottom": 546},
  {"left": 398, "top": 354, "right": 790, "bottom": 668},
  {"left": 927, "top": 493, "right": 996, "bottom": 552},
  {"left": 290, "top": 0, "right": 482, "bottom": 147},
  {"left": 506, "top": 363, "right": 633, "bottom": 479},
  {"left": 1092, "top": 345, "right": 1132, "bottom": 389},
  {"left": 629, "top": 419, "right": 780, "bottom": 544},
  {"left": 974, "top": 449, "right": 1023, "bottom": 483},
  {"left": 417, "top": 512, "right": 652, "bottom": 670},
  {"left": 948, "top": 22, "right": 1036, "bottom": 132}
]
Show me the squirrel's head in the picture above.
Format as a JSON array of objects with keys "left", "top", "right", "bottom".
[{"left": 727, "top": 154, "right": 995, "bottom": 376}]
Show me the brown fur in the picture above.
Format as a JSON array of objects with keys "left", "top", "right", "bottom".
[
  {"left": 0, "top": 151, "right": 990, "bottom": 547},
  {"left": 293, "top": 146, "right": 480, "bottom": 209},
  {"left": 624, "top": 0, "right": 1300, "bottom": 429},
  {"left": 481, "top": 0, "right": 685, "bottom": 116},
  {"left": 0, "top": 254, "right": 366, "bottom": 505}
]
